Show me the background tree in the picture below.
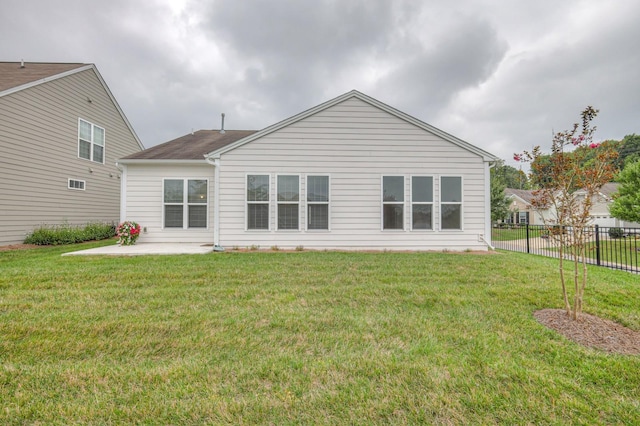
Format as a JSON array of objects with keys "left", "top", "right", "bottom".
[
  {"left": 609, "top": 160, "right": 640, "bottom": 223},
  {"left": 495, "top": 163, "right": 529, "bottom": 189},
  {"left": 515, "top": 107, "right": 619, "bottom": 321},
  {"left": 490, "top": 163, "right": 510, "bottom": 222},
  {"left": 618, "top": 134, "right": 640, "bottom": 167}
]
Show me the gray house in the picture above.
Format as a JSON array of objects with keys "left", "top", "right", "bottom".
[
  {"left": 119, "top": 90, "right": 498, "bottom": 251},
  {"left": 0, "top": 62, "right": 144, "bottom": 245}
]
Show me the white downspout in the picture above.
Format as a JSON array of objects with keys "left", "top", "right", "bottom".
[{"left": 205, "top": 156, "right": 223, "bottom": 251}]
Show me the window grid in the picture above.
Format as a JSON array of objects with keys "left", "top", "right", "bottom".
[
  {"left": 307, "top": 175, "right": 329, "bottom": 230},
  {"left": 163, "top": 179, "right": 208, "bottom": 229},
  {"left": 411, "top": 176, "right": 433, "bottom": 230},
  {"left": 78, "top": 119, "right": 105, "bottom": 164},
  {"left": 440, "top": 176, "right": 463, "bottom": 230},
  {"left": 247, "top": 174, "right": 270, "bottom": 230},
  {"left": 382, "top": 175, "right": 404, "bottom": 230},
  {"left": 277, "top": 175, "right": 300, "bottom": 230},
  {"left": 67, "top": 179, "right": 85, "bottom": 191}
]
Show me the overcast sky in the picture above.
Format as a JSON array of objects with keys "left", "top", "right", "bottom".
[{"left": 2, "top": 0, "right": 639, "bottom": 166}]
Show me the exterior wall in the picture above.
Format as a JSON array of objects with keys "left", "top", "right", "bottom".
[
  {"left": 217, "top": 97, "right": 490, "bottom": 251},
  {"left": 122, "top": 163, "right": 215, "bottom": 243},
  {"left": 0, "top": 68, "right": 142, "bottom": 245}
]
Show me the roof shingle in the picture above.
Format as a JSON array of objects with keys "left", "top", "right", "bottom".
[
  {"left": 0, "top": 62, "right": 88, "bottom": 93},
  {"left": 121, "top": 130, "right": 257, "bottom": 160}
]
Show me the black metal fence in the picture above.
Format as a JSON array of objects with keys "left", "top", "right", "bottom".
[{"left": 492, "top": 224, "right": 640, "bottom": 273}]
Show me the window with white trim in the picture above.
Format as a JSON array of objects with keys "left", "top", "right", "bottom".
[
  {"left": 441, "top": 176, "right": 462, "bottom": 230},
  {"left": 307, "top": 175, "right": 329, "bottom": 230},
  {"left": 383, "top": 176, "right": 404, "bottom": 230},
  {"left": 277, "top": 175, "right": 300, "bottom": 230},
  {"left": 78, "top": 119, "right": 105, "bottom": 163},
  {"left": 163, "top": 179, "right": 208, "bottom": 229},
  {"left": 411, "top": 176, "right": 433, "bottom": 230},
  {"left": 68, "top": 179, "right": 85, "bottom": 190},
  {"left": 247, "top": 174, "right": 270, "bottom": 230}
]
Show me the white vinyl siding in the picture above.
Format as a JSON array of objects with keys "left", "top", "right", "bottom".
[
  {"left": 214, "top": 97, "right": 488, "bottom": 250},
  {"left": 411, "top": 176, "right": 433, "bottom": 230},
  {"left": 307, "top": 175, "right": 329, "bottom": 230},
  {"left": 440, "top": 176, "right": 462, "bottom": 230},
  {"left": 78, "top": 118, "right": 105, "bottom": 163}
]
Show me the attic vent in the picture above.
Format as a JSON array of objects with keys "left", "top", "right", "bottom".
[{"left": 220, "top": 113, "right": 225, "bottom": 134}]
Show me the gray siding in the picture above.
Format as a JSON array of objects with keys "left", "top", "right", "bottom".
[
  {"left": 217, "top": 97, "right": 490, "bottom": 251},
  {"left": 0, "top": 68, "right": 142, "bottom": 245}
]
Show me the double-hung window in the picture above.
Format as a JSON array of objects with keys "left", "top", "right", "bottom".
[
  {"left": 277, "top": 175, "right": 300, "bottom": 230},
  {"left": 164, "top": 179, "right": 208, "bottom": 228},
  {"left": 411, "top": 176, "right": 433, "bottom": 230},
  {"left": 440, "top": 176, "right": 462, "bottom": 230},
  {"left": 382, "top": 176, "right": 404, "bottom": 230},
  {"left": 247, "top": 174, "right": 270, "bottom": 230},
  {"left": 307, "top": 175, "right": 329, "bottom": 230},
  {"left": 78, "top": 119, "right": 105, "bottom": 163}
]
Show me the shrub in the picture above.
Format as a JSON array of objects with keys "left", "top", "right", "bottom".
[
  {"left": 24, "top": 222, "right": 116, "bottom": 245},
  {"left": 608, "top": 227, "right": 625, "bottom": 239}
]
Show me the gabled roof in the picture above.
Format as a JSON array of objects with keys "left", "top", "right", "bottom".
[
  {"left": 505, "top": 188, "right": 536, "bottom": 205},
  {"left": 0, "top": 61, "right": 144, "bottom": 151},
  {"left": 205, "top": 90, "right": 499, "bottom": 161},
  {"left": 120, "top": 130, "right": 257, "bottom": 162}
]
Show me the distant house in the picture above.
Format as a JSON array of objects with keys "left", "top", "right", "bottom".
[
  {"left": 0, "top": 61, "right": 144, "bottom": 245},
  {"left": 504, "top": 188, "right": 546, "bottom": 225},
  {"left": 118, "top": 90, "right": 499, "bottom": 251},
  {"left": 505, "top": 183, "right": 639, "bottom": 228}
]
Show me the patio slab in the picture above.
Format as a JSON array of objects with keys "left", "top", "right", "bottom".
[{"left": 62, "top": 243, "right": 216, "bottom": 256}]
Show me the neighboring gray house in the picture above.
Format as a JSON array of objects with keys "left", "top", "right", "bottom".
[
  {"left": 118, "top": 90, "right": 498, "bottom": 251},
  {"left": 0, "top": 61, "right": 144, "bottom": 245}
]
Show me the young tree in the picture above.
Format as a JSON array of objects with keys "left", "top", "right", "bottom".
[
  {"left": 515, "top": 107, "right": 619, "bottom": 320},
  {"left": 609, "top": 160, "right": 640, "bottom": 223}
]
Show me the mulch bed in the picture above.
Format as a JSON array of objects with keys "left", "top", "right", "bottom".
[{"left": 535, "top": 309, "right": 640, "bottom": 355}]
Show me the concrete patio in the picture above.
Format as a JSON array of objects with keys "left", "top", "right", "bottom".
[{"left": 62, "top": 243, "right": 217, "bottom": 256}]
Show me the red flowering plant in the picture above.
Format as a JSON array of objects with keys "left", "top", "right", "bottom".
[{"left": 116, "top": 221, "right": 141, "bottom": 245}]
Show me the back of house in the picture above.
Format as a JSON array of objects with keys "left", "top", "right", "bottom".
[
  {"left": 119, "top": 90, "right": 498, "bottom": 251},
  {"left": 0, "top": 61, "right": 144, "bottom": 245}
]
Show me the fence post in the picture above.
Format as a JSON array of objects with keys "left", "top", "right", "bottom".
[
  {"left": 595, "top": 225, "right": 601, "bottom": 266},
  {"left": 526, "top": 223, "right": 530, "bottom": 254}
]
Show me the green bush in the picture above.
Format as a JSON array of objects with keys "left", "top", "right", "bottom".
[
  {"left": 24, "top": 222, "right": 116, "bottom": 245},
  {"left": 608, "top": 227, "right": 625, "bottom": 239}
]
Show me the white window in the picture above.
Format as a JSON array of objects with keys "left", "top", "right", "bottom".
[
  {"left": 277, "top": 175, "right": 300, "bottom": 230},
  {"left": 383, "top": 176, "right": 404, "bottom": 230},
  {"left": 307, "top": 175, "right": 329, "bottom": 230},
  {"left": 68, "top": 179, "right": 85, "bottom": 190},
  {"left": 163, "top": 179, "right": 208, "bottom": 229},
  {"left": 440, "top": 176, "right": 462, "bottom": 230},
  {"left": 78, "top": 119, "right": 105, "bottom": 163},
  {"left": 411, "top": 176, "right": 433, "bottom": 230},
  {"left": 247, "top": 174, "right": 270, "bottom": 230},
  {"left": 518, "top": 211, "right": 529, "bottom": 224}
]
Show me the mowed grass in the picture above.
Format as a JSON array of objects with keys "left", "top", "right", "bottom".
[
  {"left": 491, "top": 226, "right": 544, "bottom": 241},
  {"left": 1, "top": 242, "right": 639, "bottom": 424}
]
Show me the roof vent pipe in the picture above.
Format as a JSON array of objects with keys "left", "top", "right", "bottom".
[
  {"left": 20, "top": 59, "right": 25, "bottom": 68},
  {"left": 220, "top": 113, "right": 225, "bottom": 134}
]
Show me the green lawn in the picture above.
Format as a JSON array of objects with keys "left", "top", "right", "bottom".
[
  {"left": 1, "top": 242, "right": 639, "bottom": 424},
  {"left": 491, "top": 226, "right": 544, "bottom": 241}
]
